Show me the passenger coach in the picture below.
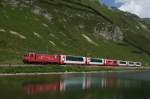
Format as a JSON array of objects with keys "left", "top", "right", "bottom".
[
  {"left": 104, "top": 59, "right": 118, "bottom": 66},
  {"left": 86, "top": 57, "right": 104, "bottom": 66},
  {"left": 134, "top": 62, "right": 142, "bottom": 67},
  {"left": 117, "top": 60, "right": 128, "bottom": 66},
  {"left": 59, "top": 55, "right": 86, "bottom": 65}
]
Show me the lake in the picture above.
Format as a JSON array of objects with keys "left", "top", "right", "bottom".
[{"left": 0, "top": 71, "right": 150, "bottom": 99}]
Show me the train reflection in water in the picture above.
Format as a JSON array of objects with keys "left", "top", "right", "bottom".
[{"left": 23, "top": 73, "right": 141, "bottom": 94}]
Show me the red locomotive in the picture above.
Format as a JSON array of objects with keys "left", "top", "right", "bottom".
[{"left": 23, "top": 53, "right": 60, "bottom": 64}]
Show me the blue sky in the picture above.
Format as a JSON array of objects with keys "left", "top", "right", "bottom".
[
  {"left": 101, "top": 0, "right": 123, "bottom": 7},
  {"left": 100, "top": 0, "right": 150, "bottom": 18}
]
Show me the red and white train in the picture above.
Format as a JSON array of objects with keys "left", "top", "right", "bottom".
[{"left": 23, "top": 53, "right": 142, "bottom": 67}]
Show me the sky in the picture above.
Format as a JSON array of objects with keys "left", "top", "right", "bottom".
[
  {"left": 101, "top": 0, "right": 122, "bottom": 7},
  {"left": 100, "top": 0, "right": 150, "bottom": 18}
]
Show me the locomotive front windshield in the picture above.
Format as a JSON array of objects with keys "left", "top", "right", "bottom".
[
  {"left": 91, "top": 58, "right": 103, "bottom": 63},
  {"left": 66, "top": 56, "right": 84, "bottom": 61}
]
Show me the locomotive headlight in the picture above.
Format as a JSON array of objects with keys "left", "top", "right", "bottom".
[
  {"left": 61, "top": 56, "right": 65, "bottom": 61},
  {"left": 62, "top": 58, "right": 65, "bottom": 61}
]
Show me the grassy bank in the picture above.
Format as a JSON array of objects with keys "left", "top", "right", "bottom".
[{"left": 0, "top": 65, "right": 149, "bottom": 73}]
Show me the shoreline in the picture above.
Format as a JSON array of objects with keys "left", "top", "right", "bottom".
[
  {"left": 0, "top": 70, "right": 149, "bottom": 76},
  {"left": 0, "top": 65, "right": 149, "bottom": 76}
]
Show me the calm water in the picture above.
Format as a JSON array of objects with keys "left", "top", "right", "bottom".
[{"left": 0, "top": 71, "right": 150, "bottom": 99}]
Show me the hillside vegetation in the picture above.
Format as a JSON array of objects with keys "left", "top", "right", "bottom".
[{"left": 0, "top": 0, "right": 150, "bottom": 66}]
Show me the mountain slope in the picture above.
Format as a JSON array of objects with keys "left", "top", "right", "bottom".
[
  {"left": 142, "top": 18, "right": 150, "bottom": 29},
  {"left": 0, "top": 0, "right": 150, "bottom": 66}
]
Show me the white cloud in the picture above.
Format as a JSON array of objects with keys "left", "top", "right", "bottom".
[{"left": 115, "top": 0, "right": 150, "bottom": 18}]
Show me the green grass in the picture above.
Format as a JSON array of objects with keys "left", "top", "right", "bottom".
[
  {"left": 0, "top": 65, "right": 148, "bottom": 73},
  {"left": 0, "top": 0, "right": 150, "bottom": 66}
]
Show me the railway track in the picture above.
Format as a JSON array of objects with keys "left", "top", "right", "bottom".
[
  {"left": 0, "top": 64, "right": 149, "bottom": 70},
  {"left": 0, "top": 64, "right": 45, "bottom": 67}
]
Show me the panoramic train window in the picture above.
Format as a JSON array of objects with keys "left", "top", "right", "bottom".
[
  {"left": 91, "top": 58, "right": 103, "bottom": 63},
  {"left": 136, "top": 63, "right": 141, "bottom": 65},
  {"left": 120, "top": 61, "right": 127, "bottom": 64},
  {"left": 129, "top": 62, "right": 134, "bottom": 64},
  {"left": 66, "top": 56, "right": 83, "bottom": 61}
]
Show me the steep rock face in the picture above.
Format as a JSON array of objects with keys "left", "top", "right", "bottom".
[{"left": 94, "top": 23, "right": 123, "bottom": 42}]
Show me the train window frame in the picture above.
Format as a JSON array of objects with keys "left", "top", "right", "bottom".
[
  {"left": 136, "top": 62, "right": 141, "bottom": 65},
  {"left": 120, "top": 61, "right": 127, "bottom": 64},
  {"left": 91, "top": 58, "right": 103, "bottom": 63},
  {"left": 129, "top": 62, "right": 134, "bottom": 64},
  {"left": 66, "top": 56, "right": 84, "bottom": 62}
]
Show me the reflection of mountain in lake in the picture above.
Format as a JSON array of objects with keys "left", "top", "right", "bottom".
[{"left": 23, "top": 73, "right": 141, "bottom": 94}]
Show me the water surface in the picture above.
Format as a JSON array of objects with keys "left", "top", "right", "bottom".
[{"left": 0, "top": 71, "right": 150, "bottom": 99}]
